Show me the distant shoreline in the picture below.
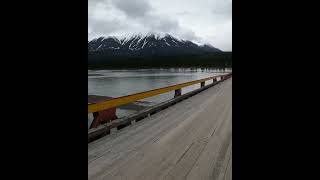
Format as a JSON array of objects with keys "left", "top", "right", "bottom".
[
  {"left": 88, "top": 74, "right": 104, "bottom": 76},
  {"left": 88, "top": 66, "right": 232, "bottom": 70},
  {"left": 88, "top": 52, "right": 232, "bottom": 70}
]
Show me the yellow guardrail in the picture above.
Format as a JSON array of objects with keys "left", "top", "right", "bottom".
[{"left": 88, "top": 73, "right": 231, "bottom": 113}]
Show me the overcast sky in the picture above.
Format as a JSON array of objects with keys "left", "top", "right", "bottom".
[{"left": 88, "top": 0, "right": 232, "bottom": 51}]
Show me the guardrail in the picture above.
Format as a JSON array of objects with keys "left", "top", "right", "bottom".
[
  {"left": 88, "top": 72, "right": 232, "bottom": 142},
  {"left": 88, "top": 73, "right": 232, "bottom": 113}
]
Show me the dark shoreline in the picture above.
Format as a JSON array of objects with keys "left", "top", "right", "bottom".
[
  {"left": 88, "top": 52, "right": 232, "bottom": 70},
  {"left": 88, "top": 74, "right": 104, "bottom": 76},
  {"left": 88, "top": 66, "right": 232, "bottom": 71}
]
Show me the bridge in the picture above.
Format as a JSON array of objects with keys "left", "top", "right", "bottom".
[{"left": 88, "top": 73, "right": 232, "bottom": 180}]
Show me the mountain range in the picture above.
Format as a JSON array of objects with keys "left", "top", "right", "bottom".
[
  {"left": 88, "top": 34, "right": 222, "bottom": 57},
  {"left": 88, "top": 33, "right": 231, "bottom": 69}
]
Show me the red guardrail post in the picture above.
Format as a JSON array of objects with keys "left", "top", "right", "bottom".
[{"left": 90, "top": 108, "right": 118, "bottom": 129}]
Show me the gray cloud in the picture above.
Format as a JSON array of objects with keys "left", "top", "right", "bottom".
[
  {"left": 212, "top": 0, "right": 232, "bottom": 22},
  {"left": 144, "top": 15, "right": 180, "bottom": 33},
  {"left": 111, "top": 0, "right": 152, "bottom": 18},
  {"left": 176, "top": 11, "right": 193, "bottom": 16},
  {"left": 89, "top": 19, "right": 123, "bottom": 37},
  {"left": 178, "top": 30, "right": 200, "bottom": 42},
  {"left": 88, "top": 0, "right": 232, "bottom": 51}
]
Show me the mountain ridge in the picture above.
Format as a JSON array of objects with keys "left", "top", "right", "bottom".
[
  {"left": 88, "top": 34, "right": 222, "bottom": 55},
  {"left": 88, "top": 33, "right": 231, "bottom": 69}
]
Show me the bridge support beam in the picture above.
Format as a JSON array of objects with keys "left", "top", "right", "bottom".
[
  {"left": 200, "top": 81, "right": 205, "bottom": 87},
  {"left": 174, "top": 89, "right": 182, "bottom": 98}
]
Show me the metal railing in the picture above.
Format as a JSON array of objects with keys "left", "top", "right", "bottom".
[{"left": 88, "top": 73, "right": 232, "bottom": 113}]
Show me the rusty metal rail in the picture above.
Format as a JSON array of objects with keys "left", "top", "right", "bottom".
[{"left": 88, "top": 73, "right": 232, "bottom": 113}]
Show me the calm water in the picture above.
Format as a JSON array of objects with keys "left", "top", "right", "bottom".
[{"left": 88, "top": 68, "right": 230, "bottom": 122}]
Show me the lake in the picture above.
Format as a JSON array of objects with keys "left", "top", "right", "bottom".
[{"left": 88, "top": 68, "right": 231, "bottom": 125}]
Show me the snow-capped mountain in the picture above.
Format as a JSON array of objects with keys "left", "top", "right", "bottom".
[{"left": 88, "top": 34, "right": 222, "bottom": 56}]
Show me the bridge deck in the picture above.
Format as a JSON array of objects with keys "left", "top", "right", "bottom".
[{"left": 88, "top": 78, "right": 232, "bottom": 180}]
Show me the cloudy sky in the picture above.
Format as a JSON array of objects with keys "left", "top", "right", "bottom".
[{"left": 88, "top": 0, "right": 232, "bottom": 51}]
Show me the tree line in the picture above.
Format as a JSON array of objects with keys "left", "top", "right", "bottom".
[{"left": 88, "top": 52, "right": 232, "bottom": 69}]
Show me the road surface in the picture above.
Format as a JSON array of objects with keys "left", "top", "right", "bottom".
[{"left": 88, "top": 78, "right": 232, "bottom": 180}]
